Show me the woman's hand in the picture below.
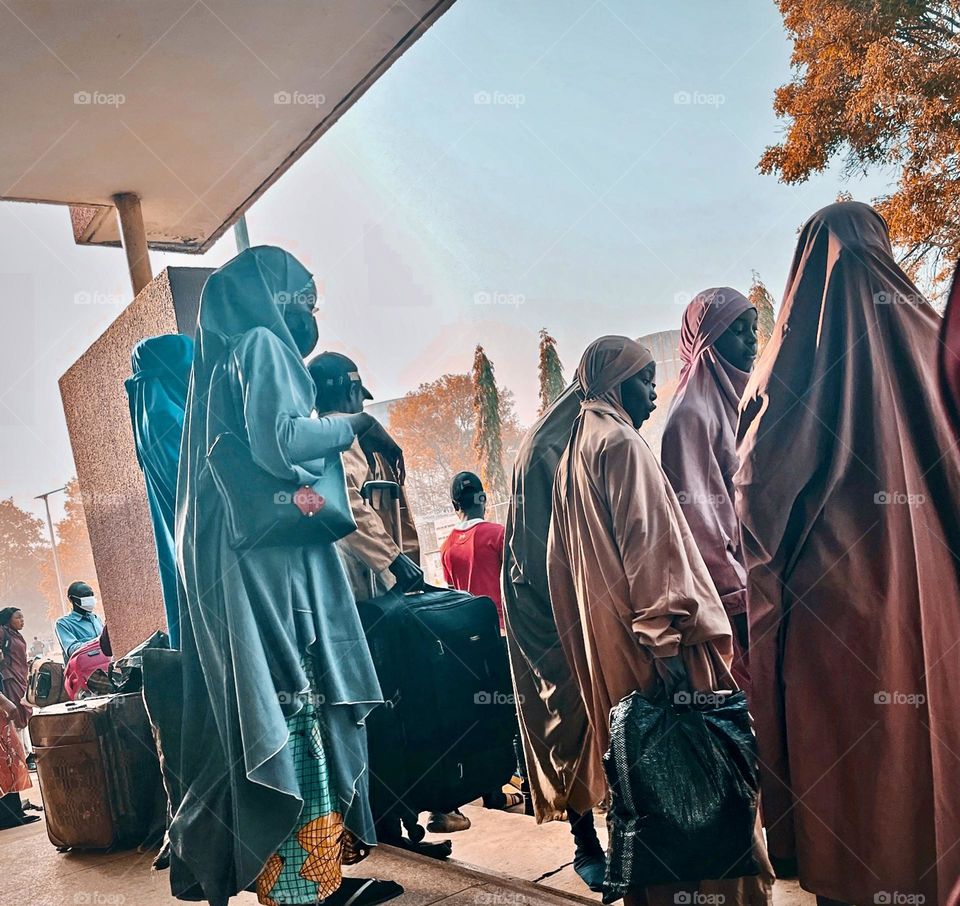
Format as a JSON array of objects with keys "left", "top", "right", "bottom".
[
  {"left": 657, "top": 654, "right": 690, "bottom": 704},
  {"left": 350, "top": 414, "right": 406, "bottom": 485}
]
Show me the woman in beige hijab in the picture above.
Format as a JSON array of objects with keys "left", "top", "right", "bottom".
[{"left": 548, "top": 335, "right": 771, "bottom": 906}]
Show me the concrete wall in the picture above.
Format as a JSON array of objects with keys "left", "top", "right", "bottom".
[{"left": 58, "top": 266, "right": 211, "bottom": 657}]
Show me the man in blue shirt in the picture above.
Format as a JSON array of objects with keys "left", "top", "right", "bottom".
[{"left": 55, "top": 581, "right": 104, "bottom": 661}]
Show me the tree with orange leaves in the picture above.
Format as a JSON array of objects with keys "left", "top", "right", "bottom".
[
  {"left": 389, "top": 373, "right": 521, "bottom": 518},
  {"left": 0, "top": 498, "right": 49, "bottom": 631},
  {"left": 761, "top": 1, "right": 960, "bottom": 286}
]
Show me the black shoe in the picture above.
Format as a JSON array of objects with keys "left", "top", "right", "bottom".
[
  {"left": 0, "top": 813, "right": 41, "bottom": 830},
  {"left": 573, "top": 843, "right": 605, "bottom": 893},
  {"left": 25, "top": 755, "right": 36, "bottom": 772},
  {"left": 568, "top": 807, "right": 605, "bottom": 893},
  {"left": 321, "top": 878, "right": 404, "bottom": 906}
]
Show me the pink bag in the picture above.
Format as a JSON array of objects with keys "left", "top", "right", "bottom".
[{"left": 64, "top": 636, "right": 113, "bottom": 700}]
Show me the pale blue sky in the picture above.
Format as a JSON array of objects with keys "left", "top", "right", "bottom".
[{"left": 0, "top": 0, "right": 891, "bottom": 520}]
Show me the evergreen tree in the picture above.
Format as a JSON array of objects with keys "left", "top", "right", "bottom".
[
  {"left": 471, "top": 345, "right": 508, "bottom": 501},
  {"left": 748, "top": 270, "right": 777, "bottom": 356},
  {"left": 537, "top": 328, "right": 565, "bottom": 415}
]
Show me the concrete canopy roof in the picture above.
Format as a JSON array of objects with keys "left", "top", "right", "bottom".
[{"left": 0, "top": 0, "right": 455, "bottom": 253}]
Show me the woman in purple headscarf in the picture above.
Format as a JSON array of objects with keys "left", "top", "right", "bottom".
[{"left": 661, "top": 288, "right": 757, "bottom": 691}]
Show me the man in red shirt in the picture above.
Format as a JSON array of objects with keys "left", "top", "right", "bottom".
[
  {"left": 434, "top": 472, "right": 520, "bottom": 830},
  {"left": 440, "top": 471, "right": 505, "bottom": 630}
]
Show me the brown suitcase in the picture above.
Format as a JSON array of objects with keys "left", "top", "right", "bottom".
[{"left": 29, "top": 693, "right": 165, "bottom": 850}]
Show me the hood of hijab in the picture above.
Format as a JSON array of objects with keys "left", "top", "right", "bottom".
[
  {"left": 576, "top": 335, "right": 655, "bottom": 419},
  {"left": 197, "top": 246, "right": 315, "bottom": 359},
  {"left": 129, "top": 334, "right": 194, "bottom": 382}
]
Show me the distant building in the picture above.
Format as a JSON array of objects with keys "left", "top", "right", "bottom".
[
  {"left": 638, "top": 328, "right": 682, "bottom": 385},
  {"left": 363, "top": 397, "right": 400, "bottom": 431},
  {"left": 635, "top": 328, "right": 682, "bottom": 456}
]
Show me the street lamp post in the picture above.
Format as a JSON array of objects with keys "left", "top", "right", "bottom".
[{"left": 35, "top": 486, "right": 67, "bottom": 618}]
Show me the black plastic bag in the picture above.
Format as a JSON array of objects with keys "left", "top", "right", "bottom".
[
  {"left": 602, "top": 689, "right": 759, "bottom": 902},
  {"left": 110, "top": 630, "right": 171, "bottom": 695}
]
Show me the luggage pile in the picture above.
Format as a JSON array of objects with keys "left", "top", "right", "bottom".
[{"left": 29, "top": 693, "right": 166, "bottom": 851}]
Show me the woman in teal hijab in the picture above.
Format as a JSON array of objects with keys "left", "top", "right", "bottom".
[
  {"left": 161, "top": 247, "right": 400, "bottom": 906},
  {"left": 125, "top": 333, "right": 193, "bottom": 649}
]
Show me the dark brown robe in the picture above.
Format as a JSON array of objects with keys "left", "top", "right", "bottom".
[
  {"left": 502, "top": 383, "right": 605, "bottom": 821},
  {"left": 736, "top": 201, "right": 960, "bottom": 904}
]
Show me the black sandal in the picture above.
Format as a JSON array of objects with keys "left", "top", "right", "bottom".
[{"left": 321, "top": 878, "right": 404, "bottom": 906}]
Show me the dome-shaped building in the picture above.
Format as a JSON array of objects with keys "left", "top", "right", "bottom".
[{"left": 635, "top": 328, "right": 681, "bottom": 457}]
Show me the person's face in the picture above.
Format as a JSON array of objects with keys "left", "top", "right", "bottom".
[
  {"left": 620, "top": 362, "right": 657, "bottom": 429},
  {"left": 344, "top": 381, "right": 365, "bottom": 415},
  {"left": 282, "top": 286, "right": 320, "bottom": 358},
  {"left": 714, "top": 308, "right": 758, "bottom": 372},
  {"left": 9, "top": 611, "right": 23, "bottom": 631}
]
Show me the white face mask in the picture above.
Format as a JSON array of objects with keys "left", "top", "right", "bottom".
[{"left": 77, "top": 596, "right": 97, "bottom": 612}]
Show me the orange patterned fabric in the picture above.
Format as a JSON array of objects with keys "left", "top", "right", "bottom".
[
  {"left": 256, "top": 854, "right": 284, "bottom": 906},
  {"left": 297, "top": 813, "right": 345, "bottom": 897},
  {"left": 0, "top": 718, "right": 29, "bottom": 795},
  {"left": 256, "top": 656, "right": 347, "bottom": 905}
]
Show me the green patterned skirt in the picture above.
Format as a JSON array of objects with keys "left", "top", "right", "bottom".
[{"left": 257, "top": 658, "right": 345, "bottom": 906}]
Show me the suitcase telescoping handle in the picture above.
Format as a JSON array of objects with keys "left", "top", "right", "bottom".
[
  {"left": 360, "top": 480, "right": 403, "bottom": 548},
  {"left": 361, "top": 480, "right": 403, "bottom": 599}
]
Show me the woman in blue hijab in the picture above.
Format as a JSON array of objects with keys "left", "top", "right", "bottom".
[
  {"left": 161, "top": 247, "right": 401, "bottom": 906},
  {"left": 125, "top": 333, "right": 193, "bottom": 648}
]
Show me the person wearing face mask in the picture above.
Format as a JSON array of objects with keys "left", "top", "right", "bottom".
[
  {"left": 148, "top": 247, "right": 404, "bottom": 906},
  {"left": 547, "top": 336, "right": 771, "bottom": 906},
  {"left": 661, "top": 289, "right": 758, "bottom": 692},
  {"left": 55, "top": 581, "right": 104, "bottom": 661}
]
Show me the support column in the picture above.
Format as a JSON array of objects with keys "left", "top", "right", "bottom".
[
  {"left": 113, "top": 192, "right": 153, "bottom": 296},
  {"left": 233, "top": 214, "right": 251, "bottom": 252}
]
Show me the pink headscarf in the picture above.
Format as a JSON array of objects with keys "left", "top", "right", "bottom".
[
  {"left": 661, "top": 288, "right": 754, "bottom": 688},
  {"left": 676, "top": 286, "right": 753, "bottom": 405}
]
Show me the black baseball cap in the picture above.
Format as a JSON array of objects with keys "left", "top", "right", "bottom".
[
  {"left": 450, "top": 471, "right": 485, "bottom": 506},
  {"left": 307, "top": 351, "right": 373, "bottom": 400}
]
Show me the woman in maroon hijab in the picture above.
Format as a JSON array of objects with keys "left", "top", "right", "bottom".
[
  {"left": 661, "top": 288, "right": 757, "bottom": 691},
  {"left": 736, "top": 201, "right": 960, "bottom": 905},
  {"left": 0, "top": 607, "right": 36, "bottom": 830}
]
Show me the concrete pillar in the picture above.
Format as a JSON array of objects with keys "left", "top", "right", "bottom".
[
  {"left": 113, "top": 193, "right": 153, "bottom": 296},
  {"left": 59, "top": 267, "right": 212, "bottom": 656}
]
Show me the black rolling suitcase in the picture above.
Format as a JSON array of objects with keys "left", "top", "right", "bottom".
[
  {"left": 356, "top": 482, "right": 516, "bottom": 832},
  {"left": 359, "top": 586, "right": 516, "bottom": 825},
  {"left": 29, "top": 693, "right": 166, "bottom": 850}
]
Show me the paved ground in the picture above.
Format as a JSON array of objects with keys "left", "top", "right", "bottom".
[{"left": 2, "top": 779, "right": 814, "bottom": 906}]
